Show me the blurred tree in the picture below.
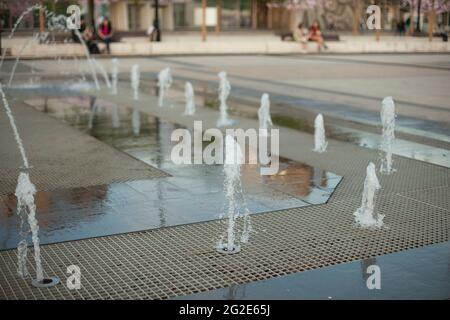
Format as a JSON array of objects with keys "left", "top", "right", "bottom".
[
  {"left": 266, "top": 0, "right": 324, "bottom": 31},
  {"left": 401, "top": 0, "right": 450, "bottom": 39},
  {"left": 267, "top": 0, "right": 324, "bottom": 10},
  {"left": 351, "top": 0, "right": 366, "bottom": 35},
  {"left": 8, "top": 0, "right": 38, "bottom": 28},
  {"left": 86, "top": 0, "right": 94, "bottom": 27}
]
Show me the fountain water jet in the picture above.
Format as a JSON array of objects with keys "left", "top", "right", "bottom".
[
  {"left": 50, "top": 15, "right": 98, "bottom": 89},
  {"left": 216, "top": 71, "right": 234, "bottom": 127},
  {"left": 88, "top": 97, "right": 98, "bottom": 130},
  {"left": 217, "top": 135, "right": 252, "bottom": 254},
  {"left": 15, "top": 172, "right": 41, "bottom": 279},
  {"left": 112, "top": 103, "right": 120, "bottom": 129},
  {"left": 29, "top": 59, "right": 36, "bottom": 84},
  {"left": 8, "top": 33, "right": 40, "bottom": 87},
  {"left": 313, "top": 113, "right": 328, "bottom": 153},
  {"left": 73, "top": 29, "right": 100, "bottom": 90},
  {"left": 258, "top": 93, "right": 273, "bottom": 136},
  {"left": 0, "top": 4, "right": 42, "bottom": 70},
  {"left": 380, "top": 97, "right": 396, "bottom": 174},
  {"left": 73, "top": 55, "right": 87, "bottom": 82},
  {"left": 158, "top": 67, "right": 172, "bottom": 107},
  {"left": 132, "top": 105, "right": 141, "bottom": 136},
  {"left": 1, "top": 6, "right": 99, "bottom": 90},
  {"left": 184, "top": 82, "right": 196, "bottom": 116},
  {"left": 131, "top": 64, "right": 140, "bottom": 101},
  {"left": 0, "top": 84, "right": 59, "bottom": 287},
  {"left": 111, "top": 58, "right": 119, "bottom": 95},
  {"left": 92, "top": 58, "right": 111, "bottom": 89},
  {"left": 353, "top": 162, "right": 383, "bottom": 228}
]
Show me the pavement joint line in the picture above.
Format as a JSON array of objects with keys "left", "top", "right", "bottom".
[{"left": 275, "top": 54, "right": 450, "bottom": 72}]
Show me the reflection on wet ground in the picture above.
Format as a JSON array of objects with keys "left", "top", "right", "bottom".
[
  {"left": 10, "top": 76, "right": 450, "bottom": 168},
  {"left": 176, "top": 241, "right": 450, "bottom": 300},
  {"left": 141, "top": 76, "right": 450, "bottom": 168},
  {"left": 0, "top": 96, "right": 341, "bottom": 250},
  {"left": 331, "top": 126, "right": 450, "bottom": 168}
]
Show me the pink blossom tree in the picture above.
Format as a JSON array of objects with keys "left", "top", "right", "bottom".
[
  {"left": 401, "top": 0, "right": 450, "bottom": 40},
  {"left": 266, "top": 0, "right": 325, "bottom": 31},
  {"left": 266, "top": 0, "right": 324, "bottom": 10},
  {"left": 7, "top": 0, "right": 40, "bottom": 29}
]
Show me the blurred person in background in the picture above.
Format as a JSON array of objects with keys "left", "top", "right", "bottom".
[
  {"left": 84, "top": 26, "right": 100, "bottom": 54},
  {"left": 294, "top": 22, "right": 309, "bottom": 52},
  {"left": 308, "top": 21, "right": 328, "bottom": 51},
  {"left": 396, "top": 17, "right": 406, "bottom": 36},
  {"left": 98, "top": 17, "right": 113, "bottom": 54}
]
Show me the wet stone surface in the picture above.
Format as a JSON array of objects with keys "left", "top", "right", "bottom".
[
  {"left": 152, "top": 77, "right": 450, "bottom": 168},
  {"left": 0, "top": 96, "right": 341, "bottom": 250}
]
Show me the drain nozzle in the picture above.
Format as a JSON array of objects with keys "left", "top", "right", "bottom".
[
  {"left": 31, "top": 276, "right": 60, "bottom": 288},
  {"left": 216, "top": 244, "right": 241, "bottom": 255}
]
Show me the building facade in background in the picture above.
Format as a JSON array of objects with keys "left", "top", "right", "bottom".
[{"left": 0, "top": 0, "right": 449, "bottom": 33}]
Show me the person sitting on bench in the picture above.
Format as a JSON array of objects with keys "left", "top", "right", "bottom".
[
  {"left": 308, "top": 21, "right": 328, "bottom": 51},
  {"left": 294, "top": 22, "right": 308, "bottom": 52}
]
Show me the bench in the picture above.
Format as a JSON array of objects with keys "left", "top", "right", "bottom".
[
  {"left": 279, "top": 31, "right": 340, "bottom": 42},
  {"left": 113, "top": 31, "right": 147, "bottom": 42}
]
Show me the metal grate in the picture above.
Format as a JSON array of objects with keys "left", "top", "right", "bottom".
[{"left": 0, "top": 182, "right": 448, "bottom": 300}]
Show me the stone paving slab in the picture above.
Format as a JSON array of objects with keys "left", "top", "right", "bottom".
[{"left": 0, "top": 93, "right": 167, "bottom": 195}]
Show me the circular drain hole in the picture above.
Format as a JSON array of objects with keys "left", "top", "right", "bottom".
[
  {"left": 216, "top": 245, "right": 241, "bottom": 255},
  {"left": 31, "top": 277, "right": 60, "bottom": 288}
]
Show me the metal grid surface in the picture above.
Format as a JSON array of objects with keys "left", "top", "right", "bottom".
[
  {"left": 0, "top": 180, "right": 448, "bottom": 300},
  {"left": 0, "top": 90, "right": 449, "bottom": 300},
  {"left": 397, "top": 186, "right": 450, "bottom": 212}
]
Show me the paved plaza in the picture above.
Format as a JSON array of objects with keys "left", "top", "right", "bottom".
[
  {"left": 0, "top": 54, "right": 449, "bottom": 300},
  {"left": 4, "top": 34, "right": 450, "bottom": 57}
]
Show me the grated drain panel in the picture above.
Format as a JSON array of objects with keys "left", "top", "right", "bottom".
[
  {"left": 397, "top": 186, "right": 450, "bottom": 212},
  {"left": 0, "top": 189, "right": 448, "bottom": 300}
]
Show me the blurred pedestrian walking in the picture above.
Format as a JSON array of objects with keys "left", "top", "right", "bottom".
[{"left": 396, "top": 18, "right": 406, "bottom": 36}]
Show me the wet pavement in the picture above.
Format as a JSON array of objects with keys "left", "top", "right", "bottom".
[
  {"left": 0, "top": 96, "right": 341, "bottom": 250},
  {"left": 9, "top": 74, "right": 450, "bottom": 168},
  {"left": 138, "top": 55, "right": 450, "bottom": 139},
  {"left": 136, "top": 75, "right": 450, "bottom": 168},
  {"left": 176, "top": 240, "right": 450, "bottom": 300},
  {"left": 329, "top": 125, "right": 450, "bottom": 168}
]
